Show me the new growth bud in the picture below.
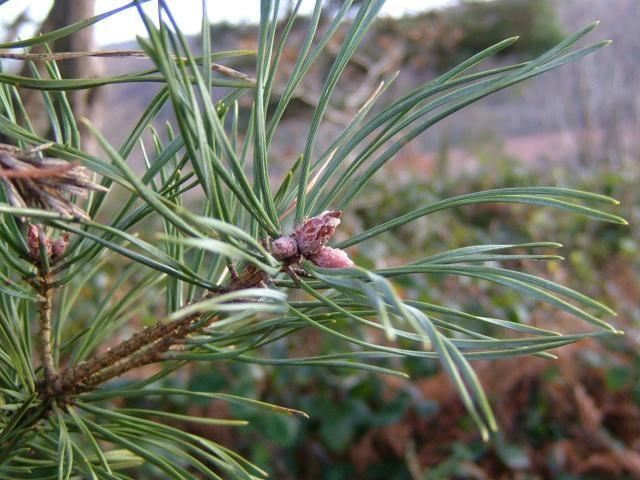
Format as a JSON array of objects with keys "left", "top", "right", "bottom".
[
  {"left": 271, "top": 210, "right": 353, "bottom": 269},
  {"left": 27, "top": 224, "right": 69, "bottom": 262},
  {"left": 293, "top": 210, "right": 342, "bottom": 256},
  {"left": 27, "top": 224, "right": 50, "bottom": 259},
  {"left": 51, "top": 233, "right": 70, "bottom": 258},
  {"left": 308, "top": 246, "right": 354, "bottom": 269},
  {"left": 271, "top": 235, "right": 298, "bottom": 260}
]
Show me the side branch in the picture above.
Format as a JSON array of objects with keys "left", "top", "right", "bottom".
[
  {"left": 53, "top": 267, "right": 271, "bottom": 398},
  {"left": 54, "top": 298, "right": 213, "bottom": 395},
  {"left": 70, "top": 310, "right": 215, "bottom": 395}
]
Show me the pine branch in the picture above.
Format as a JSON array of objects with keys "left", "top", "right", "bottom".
[
  {"left": 37, "top": 270, "right": 55, "bottom": 385},
  {"left": 52, "top": 266, "right": 271, "bottom": 399},
  {"left": 70, "top": 308, "right": 210, "bottom": 394},
  {"left": 54, "top": 297, "right": 213, "bottom": 396},
  {"left": 0, "top": 3, "right": 621, "bottom": 476},
  {"left": 29, "top": 224, "right": 58, "bottom": 391}
]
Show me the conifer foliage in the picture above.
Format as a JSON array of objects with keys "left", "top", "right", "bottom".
[{"left": 0, "top": 1, "right": 623, "bottom": 478}]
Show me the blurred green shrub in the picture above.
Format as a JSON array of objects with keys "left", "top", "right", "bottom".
[
  {"left": 376, "top": 0, "right": 566, "bottom": 70},
  {"left": 453, "top": 0, "right": 566, "bottom": 57}
]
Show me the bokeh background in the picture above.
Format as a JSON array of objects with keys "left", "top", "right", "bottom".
[{"left": 2, "top": 0, "right": 638, "bottom": 478}]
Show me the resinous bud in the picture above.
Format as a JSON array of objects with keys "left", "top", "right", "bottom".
[
  {"left": 293, "top": 210, "right": 341, "bottom": 256},
  {"left": 309, "top": 246, "right": 354, "bottom": 269},
  {"left": 271, "top": 235, "right": 298, "bottom": 260}
]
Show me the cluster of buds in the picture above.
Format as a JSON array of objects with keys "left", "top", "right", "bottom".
[
  {"left": 271, "top": 210, "right": 354, "bottom": 269},
  {"left": 27, "top": 224, "right": 70, "bottom": 262},
  {"left": 0, "top": 143, "right": 108, "bottom": 220}
]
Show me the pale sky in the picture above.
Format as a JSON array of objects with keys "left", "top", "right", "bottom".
[{"left": 0, "top": 0, "right": 456, "bottom": 46}]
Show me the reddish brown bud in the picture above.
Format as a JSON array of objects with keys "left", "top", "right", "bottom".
[
  {"left": 309, "top": 246, "right": 354, "bottom": 269},
  {"left": 51, "top": 233, "right": 70, "bottom": 258},
  {"left": 27, "top": 224, "right": 39, "bottom": 259},
  {"left": 293, "top": 210, "right": 341, "bottom": 256},
  {"left": 271, "top": 235, "right": 298, "bottom": 260},
  {"left": 27, "top": 224, "right": 51, "bottom": 259}
]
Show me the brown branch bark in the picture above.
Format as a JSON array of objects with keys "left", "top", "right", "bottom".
[
  {"left": 37, "top": 271, "right": 55, "bottom": 385},
  {"left": 70, "top": 309, "right": 212, "bottom": 395},
  {"left": 53, "top": 295, "right": 214, "bottom": 395},
  {"left": 50, "top": 266, "right": 271, "bottom": 400}
]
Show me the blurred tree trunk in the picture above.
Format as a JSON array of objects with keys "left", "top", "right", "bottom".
[{"left": 20, "top": 0, "right": 103, "bottom": 151}]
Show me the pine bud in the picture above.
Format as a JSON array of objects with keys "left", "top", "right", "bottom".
[
  {"left": 271, "top": 235, "right": 298, "bottom": 260},
  {"left": 27, "top": 224, "right": 39, "bottom": 259},
  {"left": 309, "top": 246, "right": 354, "bottom": 269},
  {"left": 293, "top": 210, "right": 341, "bottom": 256},
  {"left": 51, "top": 233, "right": 70, "bottom": 258},
  {"left": 27, "top": 224, "right": 51, "bottom": 259}
]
